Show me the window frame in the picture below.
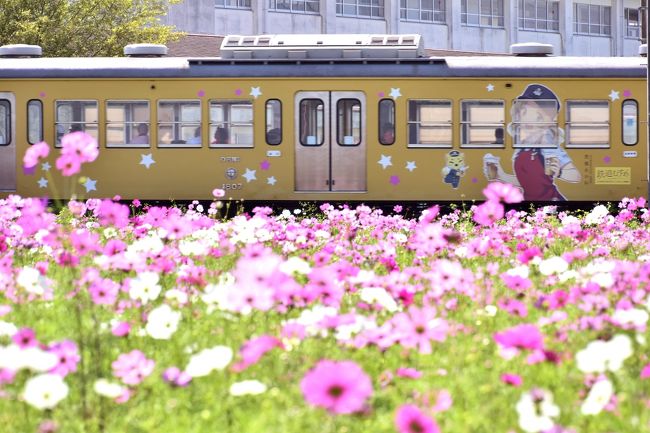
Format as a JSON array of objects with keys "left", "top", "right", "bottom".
[
  {"left": 573, "top": 3, "right": 611, "bottom": 36},
  {"left": 336, "top": 98, "right": 362, "bottom": 147},
  {"left": 622, "top": 99, "right": 638, "bottom": 146},
  {"left": 157, "top": 99, "right": 202, "bottom": 148},
  {"left": 105, "top": 100, "right": 151, "bottom": 149},
  {"left": 265, "top": 99, "right": 282, "bottom": 146},
  {"left": 565, "top": 99, "right": 610, "bottom": 149},
  {"left": 460, "top": 99, "right": 506, "bottom": 148},
  {"left": 461, "top": 0, "right": 505, "bottom": 28},
  {"left": 336, "top": 0, "right": 385, "bottom": 19},
  {"left": 209, "top": 99, "right": 255, "bottom": 149},
  {"left": 625, "top": 8, "right": 640, "bottom": 39},
  {"left": 299, "top": 98, "right": 325, "bottom": 147},
  {"left": 517, "top": 0, "right": 559, "bottom": 32},
  {"left": 27, "top": 99, "right": 43, "bottom": 145},
  {"left": 379, "top": 99, "right": 396, "bottom": 145},
  {"left": 400, "top": 0, "right": 446, "bottom": 23},
  {"left": 510, "top": 99, "right": 559, "bottom": 149},
  {"left": 407, "top": 99, "right": 453, "bottom": 149},
  {"left": 0, "top": 99, "right": 10, "bottom": 146},
  {"left": 215, "top": 0, "right": 252, "bottom": 9},
  {"left": 54, "top": 99, "right": 99, "bottom": 147},
  {"left": 269, "top": 0, "right": 320, "bottom": 14}
]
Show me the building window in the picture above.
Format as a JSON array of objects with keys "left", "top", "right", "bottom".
[
  {"left": 55, "top": 100, "right": 98, "bottom": 146},
  {"left": 215, "top": 0, "right": 251, "bottom": 9},
  {"left": 210, "top": 100, "right": 254, "bottom": 148},
  {"left": 566, "top": 100, "right": 609, "bottom": 148},
  {"left": 460, "top": 100, "right": 505, "bottom": 148},
  {"left": 269, "top": 0, "right": 320, "bottom": 13},
  {"left": 336, "top": 0, "right": 385, "bottom": 19},
  {"left": 625, "top": 8, "right": 640, "bottom": 39},
  {"left": 400, "top": 0, "right": 445, "bottom": 23},
  {"left": 461, "top": 0, "right": 504, "bottom": 28},
  {"left": 407, "top": 100, "right": 452, "bottom": 148},
  {"left": 518, "top": 0, "right": 559, "bottom": 32},
  {"left": 574, "top": 3, "right": 611, "bottom": 36}
]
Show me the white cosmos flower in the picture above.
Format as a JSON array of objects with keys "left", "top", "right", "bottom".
[
  {"left": 229, "top": 380, "right": 268, "bottom": 396},
  {"left": 16, "top": 266, "right": 48, "bottom": 295},
  {"left": 537, "top": 256, "right": 568, "bottom": 276},
  {"left": 611, "top": 308, "right": 649, "bottom": 328},
  {"left": 0, "top": 320, "right": 18, "bottom": 337},
  {"left": 505, "top": 265, "right": 530, "bottom": 279},
  {"left": 0, "top": 344, "right": 58, "bottom": 372},
  {"left": 145, "top": 304, "right": 181, "bottom": 340},
  {"left": 359, "top": 287, "right": 399, "bottom": 312},
  {"left": 185, "top": 346, "right": 233, "bottom": 378},
  {"left": 129, "top": 272, "right": 162, "bottom": 305},
  {"left": 201, "top": 273, "right": 236, "bottom": 311},
  {"left": 23, "top": 374, "right": 69, "bottom": 410},
  {"left": 581, "top": 378, "right": 613, "bottom": 415},
  {"left": 279, "top": 256, "right": 312, "bottom": 276},
  {"left": 94, "top": 379, "right": 126, "bottom": 399},
  {"left": 584, "top": 205, "right": 611, "bottom": 225},
  {"left": 515, "top": 389, "right": 560, "bottom": 433},
  {"left": 575, "top": 334, "right": 633, "bottom": 373}
]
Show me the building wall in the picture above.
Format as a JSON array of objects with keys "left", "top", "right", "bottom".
[{"left": 162, "top": 0, "right": 644, "bottom": 56}]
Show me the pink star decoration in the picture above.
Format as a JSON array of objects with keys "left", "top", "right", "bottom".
[
  {"left": 260, "top": 160, "right": 270, "bottom": 170},
  {"left": 390, "top": 175, "right": 400, "bottom": 185}
]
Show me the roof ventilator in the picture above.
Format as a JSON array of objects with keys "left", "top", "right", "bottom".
[
  {"left": 639, "top": 44, "right": 647, "bottom": 57},
  {"left": 0, "top": 44, "right": 43, "bottom": 58},
  {"left": 510, "top": 42, "right": 554, "bottom": 56},
  {"left": 124, "top": 44, "right": 168, "bottom": 57}
]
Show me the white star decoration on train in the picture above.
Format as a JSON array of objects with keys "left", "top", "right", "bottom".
[
  {"left": 140, "top": 154, "right": 155, "bottom": 169},
  {"left": 406, "top": 161, "right": 417, "bottom": 172},
  {"left": 250, "top": 87, "right": 262, "bottom": 99},
  {"left": 83, "top": 178, "right": 97, "bottom": 193},
  {"left": 486, "top": 84, "right": 494, "bottom": 92},
  {"left": 242, "top": 168, "right": 257, "bottom": 182},
  {"left": 37, "top": 177, "right": 48, "bottom": 188},
  {"left": 41, "top": 162, "right": 51, "bottom": 171},
  {"left": 609, "top": 90, "right": 620, "bottom": 101},
  {"left": 267, "top": 176, "right": 277, "bottom": 186},
  {"left": 378, "top": 154, "right": 392, "bottom": 169},
  {"left": 389, "top": 88, "right": 401, "bottom": 100}
]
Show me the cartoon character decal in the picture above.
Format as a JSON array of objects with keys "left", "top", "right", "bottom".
[
  {"left": 442, "top": 150, "right": 468, "bottom": 189},
  {"left": 482, "top": 84, "right": 581, "bottom": 201}
]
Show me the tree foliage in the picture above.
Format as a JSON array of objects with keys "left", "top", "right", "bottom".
[{"left": 0, "top": 0, "right": 184, "bottom": 57}]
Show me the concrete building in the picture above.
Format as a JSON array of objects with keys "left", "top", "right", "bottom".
[{"left": 162, "top": 0, "right": 643, "bottom": 56}]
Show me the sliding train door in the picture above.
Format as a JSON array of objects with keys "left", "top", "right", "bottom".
[
  {"left": 0, "top": 93, "right": 16, "bottom": 191},
  {"left": 294, "top": 91, "right": 366, "bottom": 192}
]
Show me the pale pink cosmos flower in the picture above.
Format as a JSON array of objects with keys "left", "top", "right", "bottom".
[
  {"left": 111, "top": 350, "right": 155, "bottom": 386},
  {"left": 23, "top": 141, "right": 50, "bottom": 169},
  {"left": 212, "top": 188, "right": 225, "bottom": 198},
  {"left": 483, "top": 181, "right": 524, "bottom": 204},
  {"left": 13, "top": 327, "right": 38, "bottom": 349},
  {"left": 300, "top": 359, "right": 373, "bottom": 415},
  {"left": 391, "top": 306, "right": 449, "bottom": 354},
  {"left": 162, "top": 367, "right": 192, "bottom": 387},
  {"left": 231, "top": 335, "right": 284, "bottom": 372},
  {"left": 55, "top": 153, "right": 81, "bottom": 176},
  {"left": 494, "top": 323, "right": 544, "bottom": 359},
  {"left": 395, "top": 404, "right": 440, "bottom": 433},
  {"left": 47, "top": 340, "right": 80, "bottom": 377},
  {"left": 60, "top": 131, "right": 99, "bottom": 163},
  {"left": 473, "top": 200, "right": 504, "bottom": 226},
  {"left": 396, "top": 367, "right": 422, "bottom": 379}
]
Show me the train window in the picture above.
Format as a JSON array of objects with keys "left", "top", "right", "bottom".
[
  {"left": 55, "top": 100, "right": 98, "bottom": 146},
  {"left": 158, "top": 100, "right": 201, "bottom": 147},
  {"left": 209, "top": 100, "right": 254, "bottom": 148},
  {"left": 379, "top": 99, "right": 395, "bottom": 145},
  {"left": 106, "top": 101, "right": 150, "bottom": 148},
  {"left": 511, "top": 99, "right": 558, "bottom": 148},
  {"left": 0, "top": 100, "right": 10, "bottom": 146},
  {"left": 407, "top": 100, "right": 452, "bottom": 148},
  {"left": 566, "top": 100, "right": 609, "bottom": 148},
  {"left": 336, "top": 99, "right": 361, "bottom": 146},
  {"left": 622, "top": 100, "right": 638, "bottom": 146},
  {"left": 27, "top": 100, "right": 43, "bottom": 144},
  {"left": 299, "top": 99, "right": 324, "bottom": 146},
  {"left": 460, "top": 100, "right": 505, "bottom": 148},
  {"left": 265, "top": 100, "right": 282, "bottom": 145}
]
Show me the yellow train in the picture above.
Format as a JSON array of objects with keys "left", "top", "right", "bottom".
[{"left": 0, "top": 34, "right": 647, "bottom": 203}]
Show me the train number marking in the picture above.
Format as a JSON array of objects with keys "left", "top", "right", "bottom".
[
  {"left": 222, "top": 183, "right": 243, "bottom": 190},
  {"left": 266, "top": 150, "right": 281, "bottom": 157}
]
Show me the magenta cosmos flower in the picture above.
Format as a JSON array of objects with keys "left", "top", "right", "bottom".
[
  {"left": 300, "top": 359, "right": 373, "bottom": 414},
  {"left": 395, "top": 404, "right": 440, "bottom": 433}
]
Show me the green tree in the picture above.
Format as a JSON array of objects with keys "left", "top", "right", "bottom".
[{"left": 0, "top": 0, "right": 184, "bottom": 57}]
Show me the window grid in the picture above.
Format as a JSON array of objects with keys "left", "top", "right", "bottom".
[
  {"left": 215, "top": 0, "right": 252, "bottom": 9},
  {"left": 269, "top": 0, "right": 320, "bottom": 14},
  {"left": 460, "top": 100, "right": 505, "bottom": 148},
  {"left": 106, "top": 100, "right": 151, "bottom": 148},
  {"left": 625, "top": 8, "right": 640, "bottom": 39},
  {"left": 407, "top": 100, "right": 453, "bottom": 148},
  {"left": 565, "top": 100, "right": 610, "bottom": 149},
  {"left": 157, "top": 100, "right": 202, "bottom": 148},
  {"left": 400, "top": 0, "right": 446, "bottom": 23},
  {"left": 518, "top": 0, "right": 559, "bottom": 32},
  {"left": 55, "top": 100, "right": 99, "bottom": 146},
  {"left": 209, "top": 100, "right": 254, "bottom": 148},
  {"left": 336, "top": 0, "right": 385, "bottom": 19},
  {"left": 574, "top": 3, "right": 611, "bottom": 36},
  {"left": 461, "top": 0, "right": 504, "bottom": 28}
]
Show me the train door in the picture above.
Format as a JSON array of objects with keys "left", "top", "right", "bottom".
[
  {"left": 294, "top": 91, "right": 366, "bottom": 192},
  {"left": 0, "top": 93, "right": 16, "bottom": 191}
]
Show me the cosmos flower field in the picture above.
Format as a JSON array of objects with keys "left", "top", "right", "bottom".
[{"left": 1, "top": 133, "right": 650, "bottom": 433}]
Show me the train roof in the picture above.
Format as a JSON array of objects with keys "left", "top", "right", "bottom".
[{"left": 0, "top": 55, "right": 645, "bottom": 79}]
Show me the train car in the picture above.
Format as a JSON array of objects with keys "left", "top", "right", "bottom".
[{"left": 0, "top": 34, "right": 647, "bottom": 204}]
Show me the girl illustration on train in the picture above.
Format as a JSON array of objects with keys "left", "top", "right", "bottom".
[{"left": 483, "top": 84, "right": 582, "bottom": 201}]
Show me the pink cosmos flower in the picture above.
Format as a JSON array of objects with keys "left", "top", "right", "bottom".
[
  {"left": 432, "top": 389, "right": 453, "bottom": 413},
  {"left": 23, "top": 141, "right": 50, "bottom": 169},
  {"left": 395, "top": 404, "right": 440, "bottom": 433},
  {"left": 212, "top": 188, "right": 225, "bottom": 198},
  {"left": 162, "top": 367, "right": 192, "bottom": 387},
  {"left": 641, "top": 363, "right": 650, "bottom": 379},
  {"left": 97, "top": 199, "right": 130, "bottom": 229},
  {"left": 112, "top": 350, "right": 155, "bottom": 386},
  {"left": 500, "top": 373, "right": 523, "bottom": 387},
  {"left": 55, "top": 153, "right": 82, "bottom": 176},
  {"left": 88, "top": 278, "right": 120, "bottom": 306},
  {"left": 494, "top": 323, "right": 544, "bottom": 354},
  {"left": 300, "top": 359, "right": 373, "bottom": 414},
  {"left": 13, "top": 327, "right": 38, "bottom": 349},
  {"left": 473, "top": 200, "right": 504, "bottom": 226},
  {"left": 231, "top": 335, "right": 284, "bottom": 372},
  {"left": 396, "top": 367, "right": 422, "bottom": 379},
  {"left": 48, "top": 340, "right": 80, "bottom": 377},
  {"left": 60, "top": 131, "right": 99, "bottom": 163},
  {"left": 111, "top": 321, "right": 131, "bottom": 337},
  {"left": 483, "top": 181, "right": 523, "bottom": 204},
  {"left": 391, "top": 306, "right": 449, "bottom": 354}
]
